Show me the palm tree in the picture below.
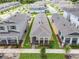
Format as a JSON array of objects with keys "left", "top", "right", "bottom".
[
  {"left": 40, "top": 47, "right": 47, "bottom": 59},
  {"left": 64, "top": 45, "right": 71, "bottom": 59}
]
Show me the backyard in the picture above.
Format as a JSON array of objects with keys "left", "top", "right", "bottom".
[
  {"left": 47, "top": 17, "right": 60, "bottom": 49},
  {"left": 20, "top": 53, "right": 65, "bottom": 59},
  {"left": 23, "top": 18, "right": 34, "bottom": 48}
]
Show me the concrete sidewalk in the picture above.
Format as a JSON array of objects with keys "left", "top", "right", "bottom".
[{"left": 0, "top": 49, "right": 79, "bottom": 54}]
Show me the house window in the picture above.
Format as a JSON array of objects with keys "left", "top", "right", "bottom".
[
  {"left": 8, "top": 40, "right": 17, "bottom": 44},
  {"left": 59, "top": 31, "right": 61, "bottom": 35},
  {"left": 0, "top": 26, "right": 5, "bottom": 30},
  {"left": 45, "top": 40, "right": 48, "bottom": 45},
  {"left": 35, "top": 40, "right": 38, "bottom": 45},
  {"left": 0, "top": 40, "right": 7, "bottom": 45},
  {"left": 61, "top": 36, "right": 64, "bottom": 40},
  {"left": 40, "top": 40, "right": 43, "bottom": 45},
  {"left": 78, "top": 18, "right": 79, "bottom": 21},
  {"left": 72, "top": 38, "right": 78, "bottom": 45},
  {"left": 19, "top": 40, "right": 23, "bottom": 44},
  {"left": 65, "top": 38, "right": 70, "bottom": 44},
  {"left": 10, "top": 26, "right": 16, "bottom": 29},
  {"left": 32, "top": 36, "right": 36, "bottom": 44}
]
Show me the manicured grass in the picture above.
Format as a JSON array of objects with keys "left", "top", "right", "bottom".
[
  {"left": 31, "top": 12, "right": 38, "bottom": 17},
  {"left": 45, "top": 10, "right": 52, "bottom": 16},
  {"left": 47, "top": 54, "right": 65, "bottom": 59},
  {"left": 47, "top": 17, "right": 60, "bottom": 49},
  {"left": 23, "top": 18, "right": 34, "bottom": 48},
  {"left": 20, "top": 53, "right": 65, "bottom": 59},
  {"left": 46, "top": 12, "right": 52, "bottom": 16},
  {"left": 31, "top": 12, "right": 38, "bottom": 14}
]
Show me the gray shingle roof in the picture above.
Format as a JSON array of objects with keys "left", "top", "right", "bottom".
[
  {"left": 31, "top": 13, "right": 51, "bottom": 37},
  {"left": 62, "top": 7, "right": 79, "bottom": 17},
  {"left": 52, "top": 13, "right": 79, "bottom": 36},
  {"left": 0, "top": 2, "right": 20, "bottom": 11},
  {"left": 0, "top": 13, "right": 30, "bottom": 40},
  {"left": 2, "top": 12, "right": 30, "bottom": 24},
  {"left": 0, "top": 12, "right": 30, "bottom": 29},
  {"left": 62, "top": 7, "right": 79, "bottom": 12}
]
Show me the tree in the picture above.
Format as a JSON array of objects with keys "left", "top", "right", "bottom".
[
  {"left": 40, "top": 47, "right": 47, "bottom": 59},
  {"left": 64, "top": 45, "right": 71, "bottom": 59},
  {"left": 49, "top": 40, "right": 53, "bottom": 48}
]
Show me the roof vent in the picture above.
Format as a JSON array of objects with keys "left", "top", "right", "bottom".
[
  {"left": 63, "top": 24, "right": 66, "bottom": 26},
  {"left": 39, "top": 22, "right": 40, "bottom": 24},
  {"left": 14, "top": 15, "right": 17, "bottom": 17}
]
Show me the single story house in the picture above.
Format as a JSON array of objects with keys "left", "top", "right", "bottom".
[
  {"left": 52, "top": 13, "right": 79, "bottom": 46},
  {"left": 29, "top": 1, "right": 46, "bottom": 13},
  {"left": 30, "top": 13, "right": 52, "bottom": 45},
  {"left": 0, "top": 12, "right": 30, "bottom": 45}
]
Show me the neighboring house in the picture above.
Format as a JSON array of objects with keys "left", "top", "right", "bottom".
[
  {"left": 30, "top": 13, "right": 52, "bottom": 45},
  {"left": 29, "top": 2, "right": 46, "bottom": 13},
  {"left": 0, "top": 2, "right": 20, "bottom": 12},
  {"left": 52, "top": 13, "right": 79, "bottom": 46},
  {"left": 50, "top": 0, "right": 67, "bottom": 3},
  {"left": 62, "top": 7, "right": 79, "bottom": 28},
  {"left": 0, "top": 12, "right": 30, "bottom": 45}
]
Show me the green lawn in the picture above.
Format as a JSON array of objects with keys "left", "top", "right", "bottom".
[
  {"left": 23, "top": 18, "right": 34, "bottom": 48},
  {"left": 45, "top": 10, "right": 52, "bottom": 16},
  {"left": 47, "top": 17, "right": 60, "bottom": 49},
  {"left": 20, "top": 53, "right": 65, "bottom": 59},
  {"left": 46, "top": 12, "right": 52, "bottom": 16}
]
